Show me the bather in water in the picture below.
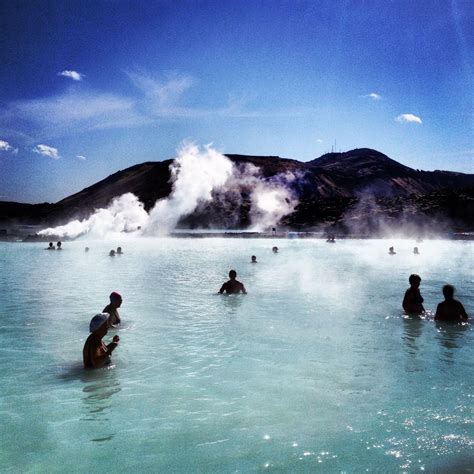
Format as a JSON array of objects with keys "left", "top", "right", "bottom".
[
  {"left": 402, "top": 274, "right": 425, "bottom": 316},
  {"left": 83, "top": 313, "right": 120, "bottom": 369},
  {"left": 435, "top": 285, "right": 468, "bottom": 323},
  {"left": 103, "top": 291, "right": 122, "bottom": 327},
  {"left": 219, "top": 270, "right": 247, "bottom": 295}
]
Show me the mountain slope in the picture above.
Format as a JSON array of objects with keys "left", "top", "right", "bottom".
[{"left": 1, "top": 148, "right": 473, "bottom": 233}]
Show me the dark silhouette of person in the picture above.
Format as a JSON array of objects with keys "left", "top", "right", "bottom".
[
  {"left": 103, "top": 291, "right": 122, "bottom": 327},
  {"left": 85, "top": 247, "right": 90, "bottom": 252},
  {"left": 57, "top": 241, "right": 62, "bottom": 250},
  {"left": 251, "top": 255, "right": 257, "bottom": 263},
  {"left": 219, "top": 270, "right": 247, "bottom": 295},
  {"left": 389, "top": 246, "right": 396, "bottom": 255},
  {"left": 413, "top": 247, "right": 419, "bottom": 254},
  {"left": 109, "top": 249, "right": 116, "bottom": 257},
  {"left": 272, "top": 246, "right": 279, "bottom": 253},
  {"left": 116, "top": 247, "right": 123, "bottom": 255},
  {"left": 402, "top": 274, "right": 425, "bottom": 315},
  {"left": 435, "top": 285, "right": 468, "bottom": 323},
  {"left": 46, "top": 242, "right": 55, "bottom": 250},
  {"left": 83, "top": 313, "right": 120, "bottom": 369}
]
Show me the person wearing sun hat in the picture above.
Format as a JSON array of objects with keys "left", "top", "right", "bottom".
[
  {"left": 103, "top": 291, "right": 122, "bottom": 327},
  {"left": 83, "top": 313, "right": 120, "bottom": 369}
]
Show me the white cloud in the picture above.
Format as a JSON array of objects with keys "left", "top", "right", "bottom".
[
  {"left": 33, "top": 144, "right": 60, "bottom": 159},
  {"left": 396, "top": 113, "right": 422, "bottom": 124},
  {"left": 363, "top": 92, "right": 382, "bottom": 101},
  {"left": 76, "top": 155, "right": 86, "bottom": 160},
  {"left": 0, "top": 139, "right": 12, "bottom": 151},
  {"left": 0, "top": 139, "right": 18, "bottom": 154},
  {"left": 316, "top": 138, "right": 323, "bottom": 143},
  {"left": 58, "top": 70, "right": 83, "bottom": 81}
]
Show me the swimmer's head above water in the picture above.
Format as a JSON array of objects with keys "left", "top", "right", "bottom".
[
  {"left": 89, "top": 313, "right": 109, "bottom": 335},
  {"left": 251, "top": 255, "right": 257, "bottom": 263},
  {"left": 110, "top": 291, "right": 122, "bottom": 307},
  {"left": 409, "top": 274, "right": 421, "bottom": 287}
]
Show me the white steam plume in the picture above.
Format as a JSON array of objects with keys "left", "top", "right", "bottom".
[
  {"left": 143, "top": 143, "right": 234, "bottom": 234},
  {"left": 38, "top": 143, "right": 300, "bottom": 238},
  {"left": 38, "top": 193, "right": 148, "bottom": 239}
]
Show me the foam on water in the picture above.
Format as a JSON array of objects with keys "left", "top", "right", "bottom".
[{"left": 0, "top": 238, "right": 473, "bottom": 471}]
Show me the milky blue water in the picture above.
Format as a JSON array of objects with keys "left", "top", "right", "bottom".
[{"left": 0, "top": 238, "right": 473, "bottom": 472}]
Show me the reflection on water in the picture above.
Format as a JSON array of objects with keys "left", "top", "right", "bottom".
[
  {"left": 402, "top": 316, "right": 424, "bottom": 357},
  {"left": 435, "top": 322, "right": 470, "bottom": 364},
  {"left": 80, "top": 368, "right": 121, "bottom": 442},
  {"left": 220, "top": 294, "right": 244, "bottom": 314}
]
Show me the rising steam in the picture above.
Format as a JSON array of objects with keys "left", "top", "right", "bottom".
[{"left": 38, "top": 143, "right": 299, "bottom": 239}]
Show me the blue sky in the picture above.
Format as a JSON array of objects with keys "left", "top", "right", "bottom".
[{"left": 0, "top": 0, "right": 472, "bottom": 203}]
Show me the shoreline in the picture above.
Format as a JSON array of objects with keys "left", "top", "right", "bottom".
[{"left": 1, "top": 230, "right": 473, "bottom": 242}]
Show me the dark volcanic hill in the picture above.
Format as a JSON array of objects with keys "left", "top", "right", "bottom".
[{"left": 1, "top": 148, "right": 473, "bottom": 236}]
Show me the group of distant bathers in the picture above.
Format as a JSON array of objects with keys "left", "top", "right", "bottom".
[
  {"left": 403, "top": 274, "right": 468, "bottom": 322},
  {"left": 109, "top": 247, "right": 123, "bottom": 256},
  {"left": 83, "top": 292, "right": 122, "bottom": 369},
  {"left": 45, "top": 241, "right": 62, "bottom": 250},
  {"left": 389, "top": 246, "right": 420, "bottom": 255}
]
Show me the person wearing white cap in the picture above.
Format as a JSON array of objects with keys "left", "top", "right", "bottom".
[{"left": 83, "top": 313, "right": 120, "bottom": 369}]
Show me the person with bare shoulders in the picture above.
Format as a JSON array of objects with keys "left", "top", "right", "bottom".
[
  {"left": 435, "top": 285, "right": 468, "bottom": 323},
  {"left": 83, "top": 313, "right": 120, "bottom": 369},
  {"left": 219, "top": 270, "right": 247, "bottom": 295},
  {"left": 402, "top": 274, "right": 425, "bottom": 315},
  {"left": 251, "top": 255, "right": 257, "bottom": 263},
  {"left": 46, "top": 242, "right": 55, "bottom": 250},
  {"left": 57, "top": 241, "right": 62, "bottom": 250},
  {"left": 103, "top": 291, "right": 122, "bottom": 327}
]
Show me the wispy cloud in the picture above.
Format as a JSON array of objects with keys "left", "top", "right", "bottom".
[
  {"left": 316, "top": 138, "right": 323, "bottom": 143},
  {"left": 396, "top": 113, "right": 422, "bottom": 124},
  {"left": 0, "top": 72, "right": 304, "bottom": 142},
  {"left": 0, "top": 88, "right": 145, "bottom": 137},
  {"left": 33, "top": 144, "right": 60, "bottom": 159},
  {"left": 58, "top": 70, "right": 83, "bottom": 81},
  {"left": 362, "top": 92, "right": 382, "bottom": 101},
  {"left": 76, "top": 155, "right": 86, "bottom": 160}
]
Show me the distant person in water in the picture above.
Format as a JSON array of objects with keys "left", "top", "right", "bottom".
[
  {"left": 413, "top": 247, "right": 419, "bottom": 255},
  {"left": 46, "top": 242, "right": 55, "bottom": 250},
  {"left": 109, "top": 249, "right": 116, "bottom": 257},
  {"left": 116, "top": 246, "right": 123, "bottom": 255},
  {"left": 251, "top": 255, "right": 257, "bottom": 263},
  {"left": 57, "top": 241, "right": 62, "bottom": 250},
  {"left": 219, "top": 270, "right": 247, "bottom": 295},
  {"left": 85, "top": 247, "right": 90, "bottom": 252},
  {"left": 103, "top": 291, "right": 122, "bottom": 327},
  {"left": 403, "top": 274, "right": 425, "bottom": 315},
  {"left": 389, "top": 246, "right": 396, "bottom": 255},
  {"left": 326, "top": 236, "right": 335, "bottom": 243},
  {"left": 272, "top": 246, "right": 279, "bottom": 253},
  {"left": 83, "top": 313, "right": 120, "bottom": 369},
  {"left": 435, "top": 285, "right": 468, "bottom": 323}
]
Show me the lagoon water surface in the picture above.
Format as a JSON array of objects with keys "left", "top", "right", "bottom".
[{"left": 0, "top": 238, "right": 473, "bottom": 472}]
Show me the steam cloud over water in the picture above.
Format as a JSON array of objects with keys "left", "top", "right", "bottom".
[{"left": 38, "top": 143, "right": 299, "bottom": 239}]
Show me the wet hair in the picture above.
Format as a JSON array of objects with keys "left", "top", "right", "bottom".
[
  {"left": 442, "top": 284, "right": 454, "bottom": 299},
  {"left": 251, "top": 255, "right": 256, "bottom": 260},
  {"left": 229, "top": 270, "right": 237, "bottom": 279},
  {"left": 409, "top": 274, "right": 421, "bottom": 285}
]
